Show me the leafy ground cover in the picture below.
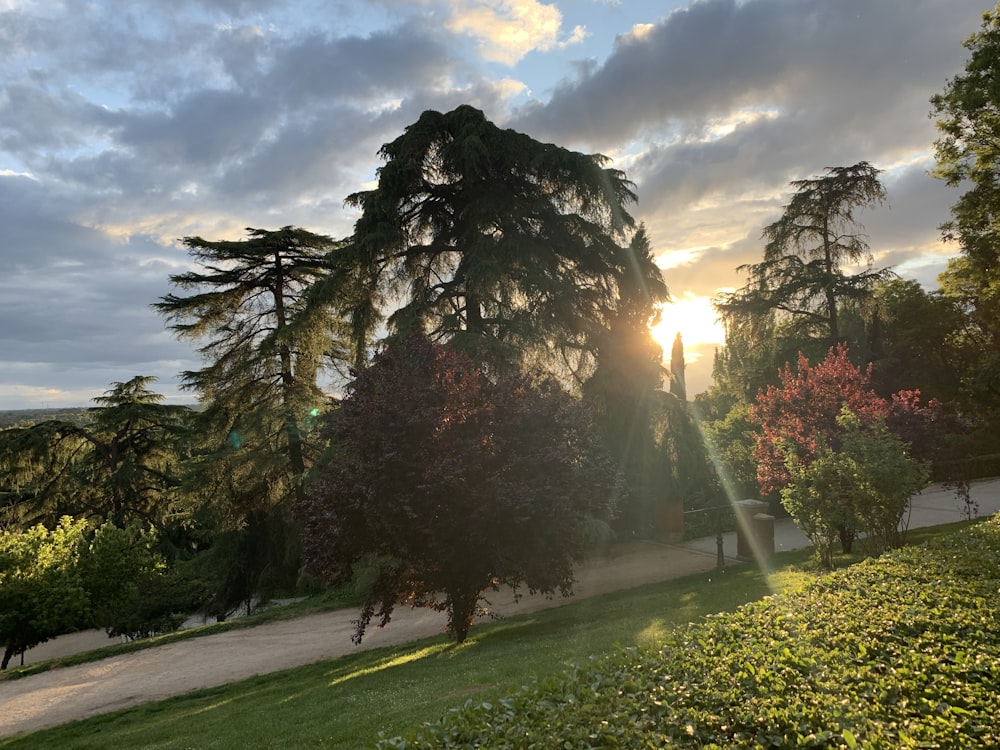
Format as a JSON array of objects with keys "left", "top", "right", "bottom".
[{"left": 381, "top": 518, "right": 1000, "bottom": 749}]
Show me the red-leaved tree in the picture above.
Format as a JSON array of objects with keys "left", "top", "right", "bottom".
[
  {"left": 298, "top": 334, "right": 617, "bottom": 643},
  {"left": 751, "top": 344, "right": 886, "bottom": 495},
  {"left": 751, "top": 344, "right": 937, "bottom": 553}
]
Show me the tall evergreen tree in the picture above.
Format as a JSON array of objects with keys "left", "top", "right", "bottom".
[
  {"left": 155, "top": 226, "right": 345, "bottom": 610},
  {"left": 582, "top": 227, "right": 668, "bottom": 534},
  {"left": 340, "top": 105, "right": 649, "bottom": 376},
  {"left": 717, "top": 162, "right": 893, "bottom": 350},
  {"left": 669, "top": 332, "right": 687, "bottom": 402}
]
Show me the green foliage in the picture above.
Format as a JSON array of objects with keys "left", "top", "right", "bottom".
[
  {"left": 751, "top": 346, "right": 939, "bottom": 565},
  {"left": 853, "top": 279, "right": 966, "bottom": 402},
  {"left": 0, "top": 536, "right": 831, "bottom": 747},
  {"left": 832, "top": 412, "right": 930, "bottom": 555},
  {"left": 582, "top": 227, "right": 671, "bottom": 535},
  {"left": 713, "top": 163, "right": 894, "bottom": 407},
  {"left": 380, "top": 518, "right": 1000, "bottom": 749},
  {"left": 0, "top": 518, "right": 90, "bottom": 669},
  {"left": 0, "top": 517, "right": 201, "bottom": 670},
  {"left": 0, "top": 377, "right": 190, "bottom": 531},
  {"left": 931, "top": 5, "right": 1000, "bottom": 408},
  {"left": 781, "top": 409, "right": 929, "bottom": 568},
  {"left": 653, "top": 392, "right": 722, "bottom": 519},
  {"left": 718, "top": 162, "right": 891, "bottom": 347},
  {"left": 156, "top": 227, "right": 346, "bottom": 614},
  {"left": 697, "top": 400, "right": 762, "bottom": 504},
  {"left": 81, "top": 522, "right": 189, "bottom": 640}
]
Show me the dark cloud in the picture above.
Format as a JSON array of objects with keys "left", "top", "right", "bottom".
[
  {"left": 0, "top": 220, "right": 197, "bottom": 405},
  {"left": 118, "top": 90, "right": 273, "bottom": 165},
  {"left": 867, "top": 163, "right": 956, "bottom": 255},
  {"left": 513, "top": 0, "right": 978, "bottom": 149},
  {"left": 264, "top": 28, "right": 455, "bottom": 106}
]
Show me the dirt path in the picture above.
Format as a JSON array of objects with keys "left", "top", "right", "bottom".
[{"left": 0, "top": 539, "right": 723, "bottom": 740}]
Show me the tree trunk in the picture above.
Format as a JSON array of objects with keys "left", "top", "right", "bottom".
[
  {"left": 2, "top": 644, "right": 14, "bottom": 671},
  {"left": 448, "top": 589, "right": 479, "bottom": 644},
  {"left": 465, "top": 291, "right": 484, "bottom": 336},
  {"left": 838, "top": 524, "right": 855, "bottom": 553},
  {"left": 823, "top": 218, "right": 840, "bottom": 342},
  {"left": 272, "top": 250, "right": 309, "bottom": 506}
]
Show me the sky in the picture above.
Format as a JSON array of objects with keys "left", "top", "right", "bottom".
[{"left": 0, "top": 0, "right": 989, "bottom": 409}]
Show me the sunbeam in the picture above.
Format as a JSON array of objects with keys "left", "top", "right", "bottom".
[{"left": 688, "top": 401, "right": 777, "bottom": 592}]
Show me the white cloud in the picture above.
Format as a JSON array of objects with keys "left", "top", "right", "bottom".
[
  {"left": 446, "top": 0, "right": 580, "bottom": 65},
  {"left": 560, "top": 24, "right": 587, "bottom": 48}
]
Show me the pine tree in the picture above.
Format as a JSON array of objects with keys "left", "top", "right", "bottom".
[
  {"left": 155, "top": 226, "right": 345, "bottom": 610},
  {"left": 717, "top": 162, "right": 893, "bottom": 349},
  {"left": 341, "top": 105, "right": 652, "bottom": 375}
]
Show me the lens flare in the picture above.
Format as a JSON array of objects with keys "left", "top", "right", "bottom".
[{"left": 688, "top": 402, "right": 777, "bottom": 591}]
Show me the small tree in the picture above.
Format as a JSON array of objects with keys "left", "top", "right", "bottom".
[
  {"left": 751, "top": 344, "right": 886, "bottom": 494},
  {"left": 299, "top": 334, "right": 616, "bottom": 643},
  {"left": 751, "top": 344, "right": 933, "bottom": 556},
  {"left": 837, "top": 412, "right": 930, "bottom": 555},
  {"left": 779, "top": 445, "right": 852, "bottom": 570},
  {"left": 780, "top": 408, "right": 930, "bottom": 568},
  {"left": 0, "top": 517, "right": 90, "bottom": 669},
  {"left": 81, "top": 521, "right": 188, "bottom": 640}
]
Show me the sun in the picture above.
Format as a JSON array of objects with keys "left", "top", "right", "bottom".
[{"left": 650, "top": 293, "right": 727, "bottom": 355}]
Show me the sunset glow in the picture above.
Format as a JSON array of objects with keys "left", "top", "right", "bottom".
[{"left": 651, "top": 293, "right": 727, "bottom": 359}]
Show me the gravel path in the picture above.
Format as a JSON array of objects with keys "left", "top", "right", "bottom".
[{"left": 0, "top": 538, "right": 723, "bottom": 739}]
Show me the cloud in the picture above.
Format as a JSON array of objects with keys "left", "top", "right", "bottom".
[
  {"left": 513, "top": 0, "right": 977, "bottom": 150},
  {"left": 0, "top": 0, "right": 987, "bottom": 406},
  {"left": 500, "top": 0, "right": 980, "bottom": 319},
  {"left": 0, "top": 174, "right": 197, "bottom": 406},
  {"left": 447, "top": 0, "right": 582, "bottom": 65}
]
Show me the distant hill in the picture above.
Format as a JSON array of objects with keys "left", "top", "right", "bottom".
[
  {"left": 0, "top": 404, "right": 201, "bottom": 429},
  {"left": 0, "top": 408, "right": 92, "bottom": 428}
]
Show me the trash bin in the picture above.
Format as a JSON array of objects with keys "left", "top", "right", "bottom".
[
  {"left": 753, "top": 513, "right": 775, "bottom": 558},
  {"left": 735, "top": 499, "right": 770, "bottom": 559}
]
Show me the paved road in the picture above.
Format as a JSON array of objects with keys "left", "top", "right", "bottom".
[{"left": 1, "top": 479, "right": 997, "bottom": 740}]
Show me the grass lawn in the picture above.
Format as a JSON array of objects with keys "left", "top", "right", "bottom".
[{"left": 0, "top": 523, "right": 971, "bottom": 750}]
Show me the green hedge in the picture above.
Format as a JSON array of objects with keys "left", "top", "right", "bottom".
[{"left": 376, "top": 518, "right": 1000, "bottom": 749}]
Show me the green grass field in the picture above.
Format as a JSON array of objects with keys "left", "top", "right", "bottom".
[{"left": 0, "top": 523, "right": 972, "bottom": 750}]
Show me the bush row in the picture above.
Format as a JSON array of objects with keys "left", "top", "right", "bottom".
[{"left": 375, "top": 517, "right": 1000, "bottom": 749}]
